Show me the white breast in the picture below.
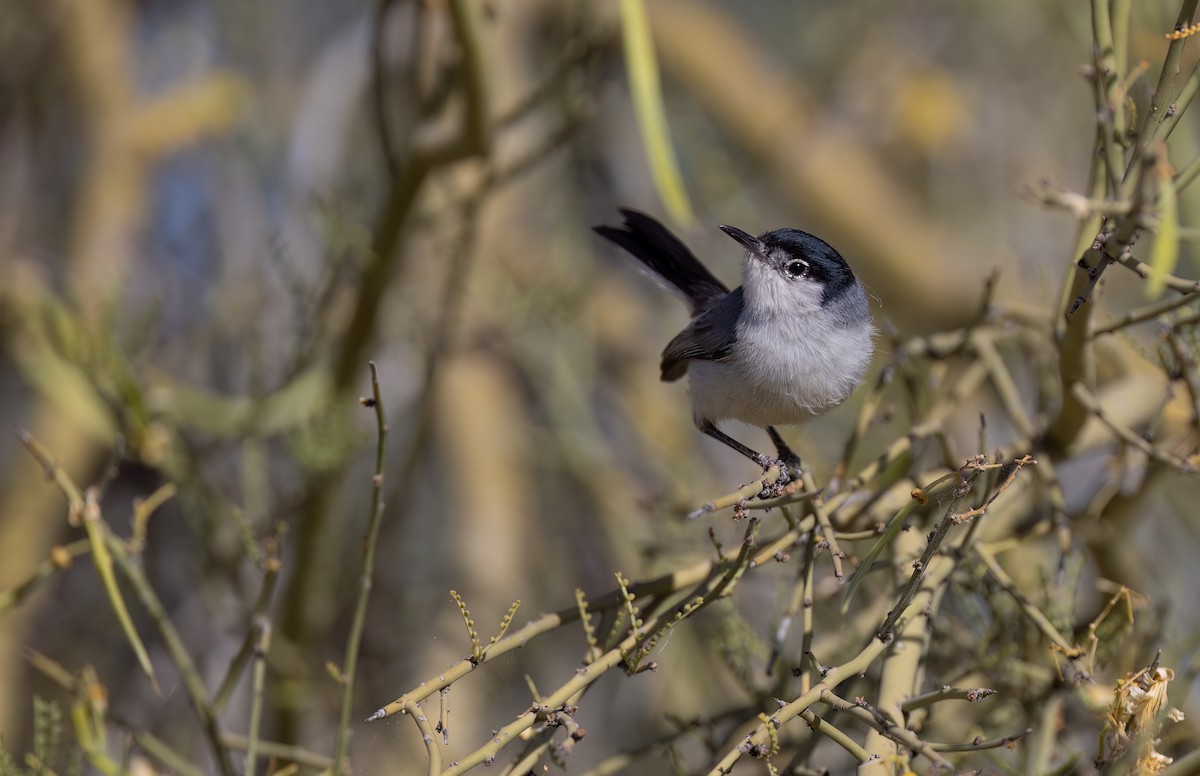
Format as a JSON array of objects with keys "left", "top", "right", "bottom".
[{"left": 687, "top": 313, "right": 874, "bottom": 429}]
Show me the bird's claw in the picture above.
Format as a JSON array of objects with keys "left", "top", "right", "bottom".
[{"left": 753, "top": 456, "right": 794, "bottom": 498}]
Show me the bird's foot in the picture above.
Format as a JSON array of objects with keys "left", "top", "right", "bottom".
[
  {"left": 766, "top": 427, "right": 803, "bottom": 482},
  {"left": 780, "top": 450, "right": 803, "bottom": 473},
  {"left": 756, "top": 454, "right": 802, "bottom": 481},
  {"left": 754, "top": 455, "right": 795, "bottom": 497}
]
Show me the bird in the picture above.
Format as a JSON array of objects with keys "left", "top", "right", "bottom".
[{"left": 594, "top": 208, "right": 874, "bottom": 482}]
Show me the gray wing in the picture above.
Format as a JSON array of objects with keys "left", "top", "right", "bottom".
[{"left": 660, "top": 287, "right": 743, "bottom": 381}]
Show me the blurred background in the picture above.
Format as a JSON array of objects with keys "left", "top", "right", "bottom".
[{"left": 1, "top": 0, "right": 1199, "bottom": 773}]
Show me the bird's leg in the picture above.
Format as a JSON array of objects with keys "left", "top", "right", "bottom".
[
  {"left": 766, "top": 426, "right": 802, "bottom": 474},
  {"left": 699, "top": 422, "right": 791, "bottom": 483}
]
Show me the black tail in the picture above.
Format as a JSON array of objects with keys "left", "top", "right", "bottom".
[{"left": 593, "top": 208, "right": 729, "bottom": 316}]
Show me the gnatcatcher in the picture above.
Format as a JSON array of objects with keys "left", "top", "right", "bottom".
[{"left": 594, "top": 208, "right": 874, "bottom": 480}]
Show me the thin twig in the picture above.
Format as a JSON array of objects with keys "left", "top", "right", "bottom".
[
  {"left": 768, "top": 532, "right": 816, "bottom": 678},
  {"left": 369, "top": 0, "right": 401, "bottom": 178},
  {"left": 1093, "top": 289, "right": 1200, "bottom": 334},
  {"left": 798, "top": 708, "right": 869, "bottom": 763},
  {"left": 245, "top": 616, "right": 271, "bottom": 776},
  {"left": 403, "top": 700, "right": 441, "bottom": 775},
  {"left": 104, "top": 535, "right": 236, "bottom": 776},
  {"left": 901, "top": 686, "right": 997, "bottom": 712},
  {"left": 973, "top": 333, "right": 1036, "bottom": 440},
  {"left": 333, "top": 362, "right": 390, "bottom": 774},
  {"left": 1070, "top": 381, "right": 1195, "bottom": 471},
  {"left": 975, "top": 547, "right": 1076, "bottom": 656},
  {"left": 819, "top": 690, "right": 952, "bottom": 769},
  {"left": 1112, "top": 251, "right": 1200, "bottom": 294},
  {"left": 801, "top": 470, "right": 844, "bottom": 580},
  {"left": 928, "top": 727, "right": 1033, "bottom": 752},
  {"left": 14, "top": 427, "right": 159, "bottom": 693},
  {"left": 0, "top": 539, "right": 91, "bottom": 615},
  {"left": 1023, "top": 182, "right": 1132, "bottom": 219},
  {"left": 875, "top": 463, "right": 977, "bottom": 642},
  {"left": 214, "top": 557, "right": 281, "bottom": 711}
]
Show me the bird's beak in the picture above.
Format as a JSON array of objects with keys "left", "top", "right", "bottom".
[{"left": 719, "top": 225, "right": 768, "bottom": 261}]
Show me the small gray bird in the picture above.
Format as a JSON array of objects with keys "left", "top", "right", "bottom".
[{"left": 594, "top": 208, "right": 874, "bottom": 479}]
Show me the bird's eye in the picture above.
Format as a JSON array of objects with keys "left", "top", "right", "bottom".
[{"left": 785, "top": 260, "right": 808, "bottom": 278}]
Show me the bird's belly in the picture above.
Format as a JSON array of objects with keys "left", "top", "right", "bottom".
[{"left": 687, "top": 328, "right": 872, "bottom": 428}]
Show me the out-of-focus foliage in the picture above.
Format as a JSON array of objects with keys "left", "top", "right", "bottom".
[{"left": 0, "top": 0, "right": 1198, "bottom": 774}]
